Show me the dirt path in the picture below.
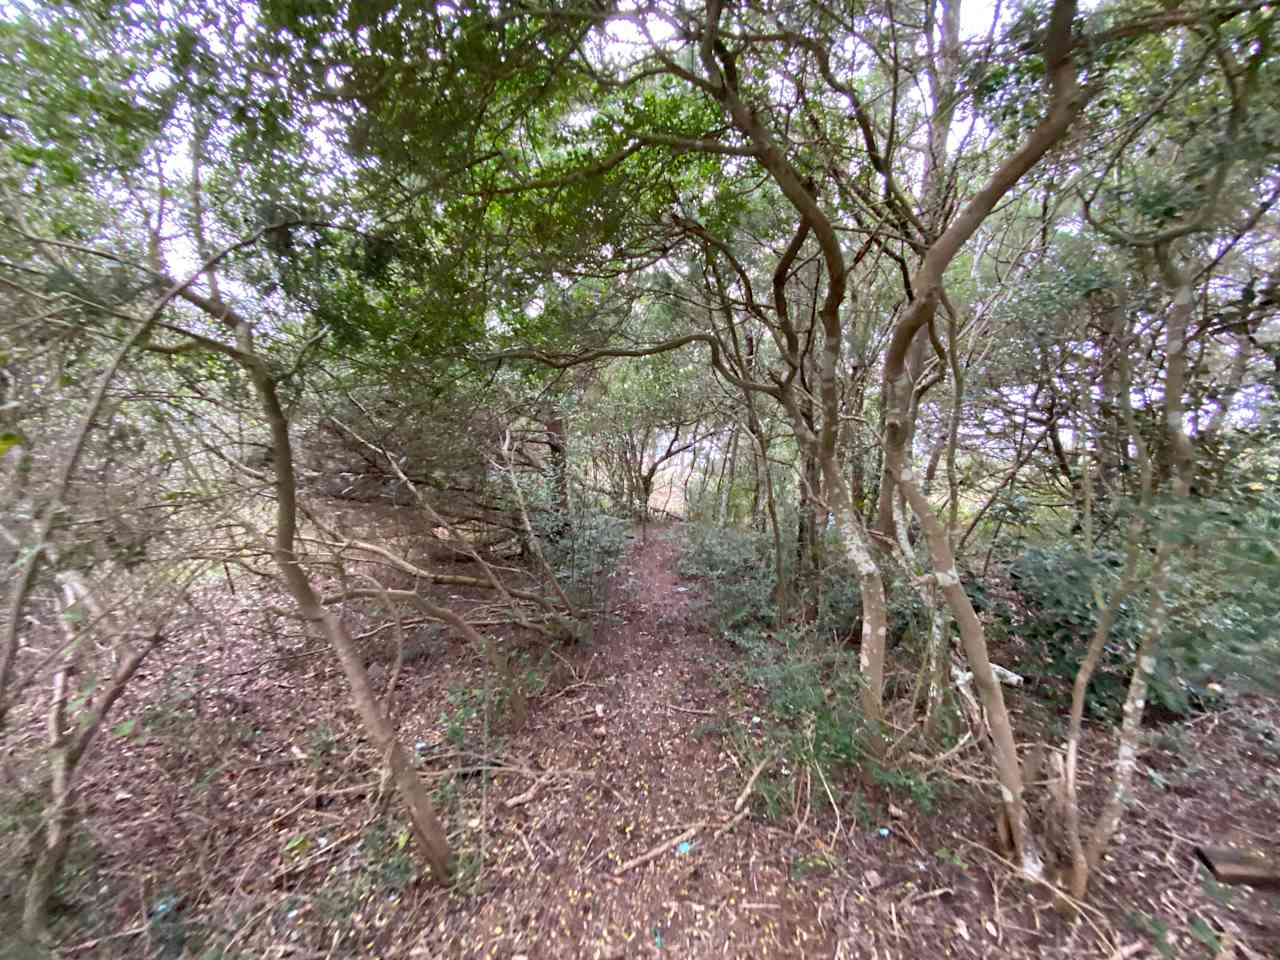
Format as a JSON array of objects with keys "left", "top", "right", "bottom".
[
  {"left": 429, "top": 526, "right": 838, "bottom": 958},
  {"left": 25, "top": 521, "right": 1280, "bottom": 959}
]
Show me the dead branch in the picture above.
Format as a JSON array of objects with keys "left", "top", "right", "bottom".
[
  {"left": 612, "top": 822, "right": 707, "bottom": 878},
  {"left": 735, "top": 753, "right": 774, "bottom": 812},
  {"left": 499, "top": 429, "right": 580, "bottom": 622}
]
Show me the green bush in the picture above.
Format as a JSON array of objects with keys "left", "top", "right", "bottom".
[
  {"left": 1007, "top": 546, "right": 1146, "bottom": 719},
  {"left": 1155, "top": 492, "right": 1280, "bottom": 707},
  {"left": 679, "top": 523, "right": 778, "bottom": 640},
  {"left": 750, "top": 643, "right": 867, "bottom": 769},
  {"left": 1005, "top": 512, "right": 1280, "bottom": 721},
  {"left": 730, "top": 626, "right": 873, "bottom": 818},
  {"left": 811, "top": 548, "right": 863, "bottom": 639},
  {"left": 536, "top": 504, "right": 630, "bottom": 612}
]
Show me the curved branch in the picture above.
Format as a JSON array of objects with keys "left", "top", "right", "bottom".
[
  {"left": 0, "top": 225, "right": 273, "bottom": 731},
  {"left": 482, "top": 332, "right": 782, "bottom": 399}
]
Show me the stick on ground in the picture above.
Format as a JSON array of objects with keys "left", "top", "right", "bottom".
[{"left": 613, "top": 822, "right": 707, "bottom": 878}]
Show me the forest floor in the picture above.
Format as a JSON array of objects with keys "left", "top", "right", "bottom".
[{"left": 5, "top": 521, "right": 1280, "bottom": 959}]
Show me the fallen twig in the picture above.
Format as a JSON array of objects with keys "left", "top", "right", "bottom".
[
  {"left": 270, "top": 825, "right": 367, "bottom": 881},
  {"left": 712, "top": 808, "right": 749, "bottom": 841},
  {"left": 613, "top": 822, "right": 707, "bottom": 878},
  {"left": 735, "top": 753, "right": 774, "bottom": 812},
  {"left": 1108, "top": 942, "right": 1145, "bottom": 960},
  {"left": 504, "top": 773, "right": 557, "bottom": 809},
  {"left": 540, "top": 680, "right": 604, "bottom": 707},
  {"left": 583, "top": 843, "right": 612, "bottom": 873},
  {"left": 662, "top": 702, "right": 715, "bottom": 716},
  {"left": 908, "top": 731, "right": 976, "bottom": 772},
  {"left": 958, "top": 836, "right": 1114, "bottom": 938},
  {"left": 61, "top": 923, "right": 150, "bottom": 954}
]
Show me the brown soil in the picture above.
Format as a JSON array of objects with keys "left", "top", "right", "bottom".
[{"left": 6, "top": 522, "right": 1279, "bottom": 959}]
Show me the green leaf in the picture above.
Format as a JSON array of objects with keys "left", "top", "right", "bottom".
[
  {"left": 1188, "top": 916, "right": 1220, "bottom": 951},
  {"left": 0, "top": 432, "right": 25, "bottom": 456},
  {"left": 112, "top": 718, "right": 137, "bottom": 738},
  {"left": 283, "top": 834, "right": 310, "bottom": 856}
]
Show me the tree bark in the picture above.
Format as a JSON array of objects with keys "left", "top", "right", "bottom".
[
  {"left": 696, "top": 1, "right": 891, "bottom": 734},
  {"left": 23, "top": 587, "right": 153, "bottom": 938},
  {"left": 897, "top": 468, "right": 1041, "bottom": 874},
  {"left": 716, "top": 425, "right": 739, "bottom": 524},
  {"left": 240, "top": 331, "right": 453, "bottom": 883},
  {"left": 545, "top": 413, "right": 571, "bottom": 537},
  {"left": 876, "top": 0, "right": 1083, "bottom": 548}
]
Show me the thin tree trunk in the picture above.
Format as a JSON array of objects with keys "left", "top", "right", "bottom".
[
  {"left": 545, "top": 414, "right": 571, "bottom": 537},
  {"left": 1062, "top": 310, "right": 1150, "bottom": 899},
  {"left": 2, "top": 228, "right": 263, "bottom": 733},
  {"left": 240, "top": 329, "right": 452, "bottom": 883},
  {"left": 876, "top": 0, "right": 1082, "bottom": 551},
  {"left": 898, "top": 469, "right": 1040, "bottom": 876},
  {"left": 1066, "top": 254, "right": 1198, "bottom": 896},
  {"left": 921, "top": 595, "right": 950, "bottom": 739},
  {"left": 716, "top": 425, "right": 739, "bottom": 524},
  {"left": 697, "top": 0, "right": 894, "bottom": 745},
  {"left": 826, "top": 462, "right": 887, "bottom": 753},
  {"left": 1062, "top": 540, "right": 1146, "bottom": 897},
  {"left": 682, "top": 444, "right": 701, "bottom": 518},
  {"left": 1083, "top": 561, "right": 1168, "bottom": 873},
  {"left": 189, "top": 112, "right": 222, "bottom": 305},
  {"left": 501, "top": 432, "right": 579, "bottom": 627},
  {"left": 797, "top": 451, "right": 822, "bottom": 580},
  {"left": 23, "top": 585, "right": 153, "bottom": 938},
  {"left": 746, "top": 411, "right": 785, "bottom": 616},
  {"left": 692, "top": 441, "right": 715, "bottom": 516}
]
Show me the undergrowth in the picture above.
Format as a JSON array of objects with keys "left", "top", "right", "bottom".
[
  {"left": 536, "top": 504, "right": 630, "bottom": 623},
  {"left": 679, "top": 523, "right": 938, "bottom": 822},
  {"left": 679, "top": 523, "right": 778, "bottom": 640}
]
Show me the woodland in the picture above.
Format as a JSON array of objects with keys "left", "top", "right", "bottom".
[{"left": 2, "top": 0, "right": 1280, "bottom": 956}]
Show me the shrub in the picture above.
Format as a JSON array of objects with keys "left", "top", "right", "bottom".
[
  {"left": 536, "top": 504, "right": 630, "bottom": 614},
  {"left": 1007, "top": 545, "right": 1146, "bottom": 719},
  {"left": 1155, "top": 492, "right": 1280, "bottom": 708},
  {"left": 1005, "top": 530, "right": 1279, "bottom": 721},
  {"left": 732, "top": 626, "right": 873, "bottom": 818},
  {"left": 679, "top": 523, "right": 778, "bottom": 640},
  {"left": 811, "top": 549, "right": 863, "bottom": 639}
]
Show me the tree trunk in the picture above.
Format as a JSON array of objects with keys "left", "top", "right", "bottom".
[
  {"left": 797, "top": 451, "right": 822, "bottom": 582},
  {"left": 876, "top": 0, "right": 1083, "bottom": 558},
  {"left": 23, "top": 620, "right": 152, "bottom": 938},
  {"left": 242, "top": 336, "right": 453, "bottom": 883},
  {"left": 898, "top": 469, "right": 1041, "bottom": 876},
  {"left": 544, "top": 413, "right": 571, "bottom": 538},
  {"left": 745, "top": 408, "right": 786, "bottom": 616},
  {"left": 824, "top": 460, "right": 887, "bottom": 752},
  {"left": 716, "top": 425, "right": 739, "bottom": 524},
  {"left": 1066, "top": 254, "right": 1199, "bottom": 897}
]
